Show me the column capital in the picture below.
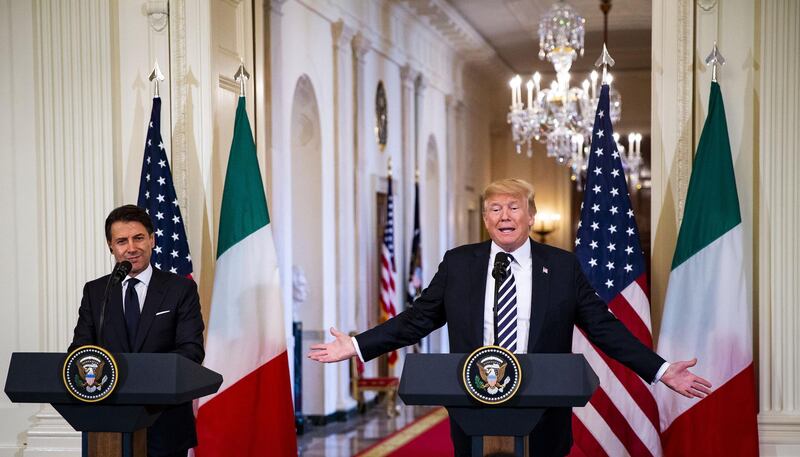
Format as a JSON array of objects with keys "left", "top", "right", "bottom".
[
  {"left": 415, "top": 73, "right": 427, "bottom": 94},
  {"left": 332, "top": 20, "right": 356, "bottom": 51},
  {"left": 352, "top": 33, "right": 371, "bottom": 63},
  {"left": 446, "top": 94, "right": 465, "bottom": 115},
  {"left": 270, "top": 0, "right": 288, "bottom": 15},
  {"left": 400, "top": 64, "right": 419, "bottom": 89}
]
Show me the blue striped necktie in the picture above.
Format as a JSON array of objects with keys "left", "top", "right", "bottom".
[{"left": 496, "top": 254, "right": 518, "bottom": 352}]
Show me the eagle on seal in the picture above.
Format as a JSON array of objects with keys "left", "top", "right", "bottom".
[
  {"left": 76, "top": 360, "right": 105, "bottom": 389},
  {"left": 478, "top": 360, "right": 507, "bottom": 388}
]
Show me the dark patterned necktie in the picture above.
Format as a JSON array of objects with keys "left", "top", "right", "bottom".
[
  {"left": 124, "top": 277, "right": 140, "bottom": 346},
  {"left": 496, "top": 254, "right": 518, "bottom": 352}
]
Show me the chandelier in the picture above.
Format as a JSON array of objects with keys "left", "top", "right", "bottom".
[{"left": 507, "top": 0, "right": 621, "bottom": 168}]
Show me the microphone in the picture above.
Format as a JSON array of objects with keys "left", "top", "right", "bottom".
[
  {"left": 97, "top": 261, "right": 133, "bottom": 347},
  {"left": 492, "top": 252, "right": 510, "bottom": 345},
  {"left": 492, "top": 252, "right": 510, "bottom": 279},
  {"left": 109, "top": 261, "right": 132, "bottom": 285}
]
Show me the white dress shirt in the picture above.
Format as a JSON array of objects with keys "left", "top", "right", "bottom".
[
  {"left": 121, "top": 263, "right": 152, "bottom": 313},
  {"left": 483, "top": 241, "right": 532, "bottom": 352}
]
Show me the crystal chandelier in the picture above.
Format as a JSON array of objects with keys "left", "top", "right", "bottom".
[
  {"left": 570, "top": 131, "right": 644, "bottom": 191},
  {"left": 507, "top": 0, "right": 621, "bottom": 167}
]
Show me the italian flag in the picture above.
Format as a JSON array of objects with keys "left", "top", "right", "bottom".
[
  {"left": 195, "top": 97, "right": 297, "bottom": 456},
  {"left": 655, "top": 82, "right": 758, "bottom": 456}
]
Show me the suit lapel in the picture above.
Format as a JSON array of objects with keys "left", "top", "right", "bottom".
[
  {"left": 104, "top": 282, "right": 131, "bottom": 352},
  {"left": 527, "top": 239, "right": 550, "bottom": 352},
  {"left": 133, "top": 269, "right": 167, "bottom": 352},
  {"left": 468, "top": 241, "right": 491, "bottom": 348}
]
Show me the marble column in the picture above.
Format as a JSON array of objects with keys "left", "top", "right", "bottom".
[
  {"left": 649, "top": 0, "right": 694, "bottom": 334},
  {"left": 332, "top": 19, "right": 358, "bottom": 410},
  {"left": 400, "top": 64, "right": 419, "bottom": 304},
  {"left": 22, "top": 1, "right": 117, "bottom": 454},
  {"left": 352, "top": 32, "right": 371, "bottom": 334},
  {"left": 445, "top": 94, "right": 461, "bottom": 250},
  {"left": 758, "top": 1, "right": 800, "bottom": 454},
  {"left": 268, "top": 0, "right": 294, "bottom": 346}
]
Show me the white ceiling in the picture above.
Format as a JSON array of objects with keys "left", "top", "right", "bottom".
[{"left": 447, "top": 0, "right": 652, "bottom": 73}]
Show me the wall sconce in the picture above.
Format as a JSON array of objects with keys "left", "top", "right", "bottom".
[{"left": 532, "top": 212, "right": 560, "bottom": 244}]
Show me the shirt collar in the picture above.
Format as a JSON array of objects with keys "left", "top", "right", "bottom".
[
  {"left": 125, "top": 263, "right": 153, "bottom": 287},
  {"left": 489, "top": 239, "right": 531, "bottom": 265}
]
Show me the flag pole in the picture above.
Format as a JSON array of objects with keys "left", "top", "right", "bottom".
[
  {"left": 704, "top": 42, "right": 726, "bottom": 83},
  {"left": 234, "top": 59, "right": 250, "bottom": 98},
  {"left": 148, "top": 61, "right": 165, "bottom": 98},
  {"left": 594, "top": 43, "right": 615, "bottom": 84}
]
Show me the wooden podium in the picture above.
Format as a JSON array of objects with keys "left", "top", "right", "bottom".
[{"left": 5, "top": 352, "right": 222, "bottom": 457}]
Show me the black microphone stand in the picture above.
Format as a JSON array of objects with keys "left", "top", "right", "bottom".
[{"left": 97, "top": 261, "right": 131, "bottom": 347}]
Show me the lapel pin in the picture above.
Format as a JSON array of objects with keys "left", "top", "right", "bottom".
[{"left": 542, "top": 267, "right": 549, "bottom": 274}]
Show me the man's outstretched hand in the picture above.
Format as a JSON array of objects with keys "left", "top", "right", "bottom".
[
  {"left": 308, "top": 327, "right": 357, "bottom": 363},
  {"left": 660, "top": 358, "right": 713, "bottom": 398}
]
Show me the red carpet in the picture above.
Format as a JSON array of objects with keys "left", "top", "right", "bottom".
[{"left": 355, "top": 408, "right": 453, "bottom": 457}]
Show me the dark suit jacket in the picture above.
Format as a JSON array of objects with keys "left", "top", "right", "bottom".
[
  {"left": 356, "top": 239, "right": 664, "bottom": 456},
  {"left": 69, "top": 267, "right": 205, "bottom": 457}
]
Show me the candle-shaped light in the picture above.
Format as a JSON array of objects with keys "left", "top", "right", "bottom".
[
  {"left": 635, "top": 133, "right": 642, "bottom": 157},
  {"left": 526, "top": 79, "right": 534, "bottom": 109},
  {"left": 590, "top": 70, "right": 598, "bottom": 99},
  {"left": 628, "top": 133, "right": 635, "bottom": 157},
  {"left": 533, "top": 71, "right": 541, "bottom": 93},
  {"left": 582, "top": 79, "right": 590, "bottom": 98},
  {"left": 509, "top": 77, "right": 516, "bottom": 106}
]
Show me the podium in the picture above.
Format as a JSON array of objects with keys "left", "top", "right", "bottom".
[
  {"left": 399, "top": 353, "right": 599, "bottom": 457},
  {"left": 4, "top": 352, "right": 222, "bottom": 457}
]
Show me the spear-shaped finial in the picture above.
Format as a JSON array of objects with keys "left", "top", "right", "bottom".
[
  {"left": 594, "top": 43, "right": 616, "bottom": 84},
  {"left": 149, "top": 61, "right": 165, "bottom": 98},
  {"left": 705, "top": 42, "right": 726, "bottom": 83},
  {"left": 234, "top": 59, "right": 250, "bottom": 98}
]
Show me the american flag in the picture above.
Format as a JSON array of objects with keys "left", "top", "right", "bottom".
[
  {"left": 570, "top": 85, "right": 661, "bottom": 457},
  {"left": 137, "top": 97, "right": 193, "bottom": 277},
  {"left": 381, "top": 179, "right": 398, "bottom": 366}
]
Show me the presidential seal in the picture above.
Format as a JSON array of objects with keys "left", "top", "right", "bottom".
[
  {"left": 62, "top": 345, "right": 119, "bottom": 402},
  {"left": 462, "top": 345, "right": 522, "bottom": 405}
]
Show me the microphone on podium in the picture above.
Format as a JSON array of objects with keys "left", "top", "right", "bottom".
[{"left": 97, "top": 261, "right": 132, "bottom": 346}]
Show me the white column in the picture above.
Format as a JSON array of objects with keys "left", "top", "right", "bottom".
[
  {"left": 268, "top": 0, "right": 294, "bottom": 364},
  {"left": 400, "top": 64, "right": 419, "bottom": 309},
  {"left": 331, "top": 19, "right": 358, "bottom": 411},
  {"left": 445, "top": 94, "right": 463, "bottom": 250},
  {"left": 649, "top": 0, "right": 694, "bottom": 334},
  {"left": 22, "top": 1, "right": 116, "bottom": 455},
  {"left": 758, "top": 1, "right": 800, "bottom": 454},
  {"left": 352, "top": 32, "right": 371, "bottom": 334}
]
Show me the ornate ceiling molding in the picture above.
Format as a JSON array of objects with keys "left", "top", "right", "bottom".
[{"left": 397, "top": 0, "right": 496, "bottom": 62}]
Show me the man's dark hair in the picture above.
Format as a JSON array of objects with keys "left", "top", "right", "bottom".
[{"left": 105, "top": 205, "right": 154, "bottom": 241}]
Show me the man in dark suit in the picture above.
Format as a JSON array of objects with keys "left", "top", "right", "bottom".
[
  {"left": 309, "top": 178, "right": 710, "bottom": 456},
  {"left": 69, "top": 205, "right": 205, "bottom": 457}
]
